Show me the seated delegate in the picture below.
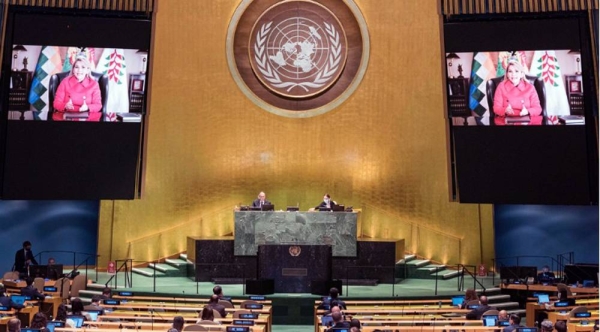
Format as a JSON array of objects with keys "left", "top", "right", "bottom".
[
  {"left": 53, "top": 56, "right": 102, "bottom": 122},
  {"left": 537, "top": 265, "right": 555, "bottom": 284},
  {"left": 492, "top": 60, "right": 542, "bottom": 125}
]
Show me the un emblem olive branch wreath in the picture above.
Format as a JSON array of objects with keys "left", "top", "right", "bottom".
[{"left": 254, "top": 21, "right": 342, "bottom": 93}]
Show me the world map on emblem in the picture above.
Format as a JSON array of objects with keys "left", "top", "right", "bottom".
[{"left": 249, "top": 2, "right": 348, "bottom": 98}]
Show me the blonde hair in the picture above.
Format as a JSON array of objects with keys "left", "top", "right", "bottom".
[
  {"left": 504, "top": 61, "right": 525, "bottom": 82},
  {"left": 69, "top": 56, "right": 92, "bottom": 80}
]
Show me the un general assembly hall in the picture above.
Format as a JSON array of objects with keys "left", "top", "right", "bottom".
[{"left": 0, "top": 1, "right": 598, "bottom": 332}]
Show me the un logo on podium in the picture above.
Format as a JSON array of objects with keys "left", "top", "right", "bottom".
[{"left": 227, "top": 0, "right": 369, "bottom": 117}]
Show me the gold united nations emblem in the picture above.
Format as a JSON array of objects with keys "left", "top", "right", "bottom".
[
  {"left": 249, "top": 1, "right": 347, "bottom": 98},
  {"left": 227, "top": 0, "right": 369, "bottom": 117}
]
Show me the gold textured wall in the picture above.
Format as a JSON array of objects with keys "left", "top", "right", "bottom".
[{"left": 97, "top": 0, "right": 495, "bottom": 269}]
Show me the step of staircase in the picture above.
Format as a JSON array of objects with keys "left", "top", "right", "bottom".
[
  {"left": 507, "top": 309, "right": 527, "bottom": 316},
  {"left": 148, "top": 263, "right": 184, "bottom": 277},
  {"left": 413, "top": 265, "right": 446, "bottom": 278},
  {"left": 492, "top": 301, "right": 520, "bottom": 309},
  {"left": 132, "top": 267, "right": 167, "bottom": 278},
  {"left": 440, "top": 270, "right": 462, "bottom": 280},
  {"left": 86, "top": 283, "right": 106, "bottom": 290},
  {"left": 165, "top": 258, "right": 189, "bottom": 268},
  {"left": 406, "top": 259, "right": 430, "bottom": 267},
  {"left": 397, "top": 254, "right": 417, "bottom": 264},
  {"left": 487, "top": 294, "right": 511, "bottom": 303}
]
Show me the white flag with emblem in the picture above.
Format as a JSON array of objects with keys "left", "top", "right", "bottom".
[
  {"left": 528, "top": 50, "right": 570, "bottom": 116},
  {"left": 96, "top": 48, "right": 129, "bottom": 120}
]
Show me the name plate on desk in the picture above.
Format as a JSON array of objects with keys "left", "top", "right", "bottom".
[
  {"left": 234, "top": 211, "right": 358, "bottom": 257},
  {"left": 282, "top": 268, "right": 307, "bottom": 277}
]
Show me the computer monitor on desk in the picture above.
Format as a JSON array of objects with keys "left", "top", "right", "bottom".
[
  {"left": 332, "top": 205, "right": 345, "bottom": 212},
  {"left": 261, "top": 204, "right": 274, "bottom": 211}
]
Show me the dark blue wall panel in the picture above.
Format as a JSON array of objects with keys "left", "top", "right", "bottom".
[
  {"left": 494, "top": 205, "right": 599, "bottom": 270},
  {"left": 0, "top": 200, "right": 99, "bottom": 272}
]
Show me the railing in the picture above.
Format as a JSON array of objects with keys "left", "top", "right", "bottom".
[
  {"left": 493, "top": 254, "right": 571, "bottom": 281},
  {"left": 105, "top": 258, "right": 133, "bottom": 289},
  {"left": 34, "top": 250, "right": 99, "bottom": 282},
  {"left": 456, "top": 264, "right": 486, "bottom": 293}
]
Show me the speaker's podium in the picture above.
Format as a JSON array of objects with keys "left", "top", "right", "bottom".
[{"left": 254, "top": 244, "right": 333, "bottom": 294}]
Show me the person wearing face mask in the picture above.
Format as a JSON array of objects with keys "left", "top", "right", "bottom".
[
  {"left": 53, "top": 55, "right": 102, "bottom": 121},
  {"left": 492, "top": 60, "right": 542, "bottom": 122},
  {"left": 315, "top": 193, "right": 337, "bottom": 210}
]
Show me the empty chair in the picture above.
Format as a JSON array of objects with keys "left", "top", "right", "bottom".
[
  {"left": 69, "top": 273, "right": 86, "bottom": 298},
  {"left": 196, "top": 320, "right": 219, "bottom": 325},
  {"left": 482, "top": 309, "right": 499, "bottom": 316},
  {"left": 239, "top": 300, "right": 259, "bottom": 308},
  {"left": 233, "top": 310, "right": 251, "bottom": 318},
  {"left": 466, "top": 299, "right": 480, "bottom": 306},
  {"left": 33, "top": 277, "right": 45, "bottom": 292},
  {"left": 211, "top": 309, "right": 222, "bottom": 318},
  {"left": 182, "top": 325, "right": 208, "bottom": 331},
  {"left": 3, "top": 271, "right": 18, "bottom": 280},
  {"left": 55, "top": 277, "right": 70, "bottom": 300},
  {"left": 218, "top": 299, "right": 234, "bottom": 308},
  {"left": 569, "top": 306, "right": 588, "bottom": 318}
]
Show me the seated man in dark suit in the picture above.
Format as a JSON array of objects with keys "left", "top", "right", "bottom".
[
  {"left": 466, "top": 295, "right": 495, "bottom": 320},
  {"left": 84, "top": 295, "right": 105, "bottom": 315},
  {"left": 537, "top": 266, "right": 555, "bottom": 284},
  {"left": 205, "top": 294, "right": 227, "bottom": 318},
  {"left": 99, "top": 287, "right": 112, "bottom": 300},
  {"left": 251, "top": 192, "right": 271, "bottom": 208},
  {"left": 20, "top": 277, "right": 46, "bottom": 301},
  {"left": 502, "top": 314, "right": 521, "bottom": 332},
  {"left": 327, "top": 311, "right": 350, "bottom": 331},
  {"left": 212, "top": 285, "right": 232, "bottom": 304},
  {"left": 0, "top": 285, "right": 24, "bottom": 310},
  {"left": 317, "top": 287, "right": 346, "bottom": 310}
]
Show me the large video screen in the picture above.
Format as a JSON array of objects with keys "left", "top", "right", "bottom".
[
  {"left": 446, "top": 49, "right": 585, "bottom": 126},
  {"left": 445, "top": 14, "right": 598, "bottom": 205},
  {"left": 0, "top": 7, "right": 151, "bottom": 199},
  {"left": 8, "top": 45, "right": 146, "bottom": 122}
]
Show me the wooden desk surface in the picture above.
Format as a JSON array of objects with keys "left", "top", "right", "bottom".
[
  {"left": 548, "top": 310, "right": 599, "bottom": 324},
  {"left": 114, "top": 295, "right": 271, "bottom": 305},
  {"left": 316, "top": 308, "right": 468, "bottom": 315},
  {"left": 501, "top": 284, "right": 599, "bottom": 294},
  {"left": 568, "top": 322, "right": 597, "bottom": 332},
  {"left": 55, "top": 326, "right": 264, "bottom": 332},
  {"left": 86, "top": 321, "right": 265, "bottom": 332},
  {"left": 525, "top": 301, "right": 600, "bottom": 327},
  {"left": 318, "top": 326, "right": 511, "bottom": 332},
  {"left": 106, "top": 303, "right": 271, "bottom": 313}
]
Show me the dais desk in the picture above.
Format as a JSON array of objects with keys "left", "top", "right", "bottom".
[{"left": 234, "top": 211, "right": 359, "bottom": 257}]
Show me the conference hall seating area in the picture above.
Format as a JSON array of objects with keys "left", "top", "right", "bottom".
[{"left": 0, "top": 270, "right": 598, "bottom": 332}]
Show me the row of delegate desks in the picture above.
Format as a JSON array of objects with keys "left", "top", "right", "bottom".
[
  {"left": 314, "top": 300, "right": 471, "bottom": 332},
  {"left": 99, "top": 300, "right": 273, "bottom": 332},
  {"left": 501, "top": 283, "right": 600, "bottom": 294},
  {"left": 525, "top": 301, "right": 599, "bottom": 328}
]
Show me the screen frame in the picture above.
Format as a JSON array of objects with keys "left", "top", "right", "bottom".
[{"left": 443, "top": 11, "right": 598, "bottom": 205}]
